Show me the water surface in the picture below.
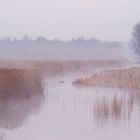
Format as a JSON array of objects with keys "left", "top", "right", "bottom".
[{"left": 1, "top": 73, "right": 140, "bottom": 140}]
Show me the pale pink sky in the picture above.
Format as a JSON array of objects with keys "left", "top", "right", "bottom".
[{"left": 0, "top": 0, "right": 140, "bottom": 41}]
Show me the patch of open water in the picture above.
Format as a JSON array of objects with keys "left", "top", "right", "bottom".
[{"left": 1, "top": 73, "right": 140, "bottom": 140}]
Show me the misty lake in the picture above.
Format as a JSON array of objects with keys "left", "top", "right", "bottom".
[
  {"left": 1, "top": 0, "right": 140, "bottom": 139},
  {"left": 1, "top": 70, "right": 140, "bottom": 140}
]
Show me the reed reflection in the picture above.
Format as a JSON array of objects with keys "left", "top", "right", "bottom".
[
  {"left": 0, "top": 69, "right": 44, "bottom": 130},
  {"left": 93, "top": 90, "right": 136, "bottom": 125}
]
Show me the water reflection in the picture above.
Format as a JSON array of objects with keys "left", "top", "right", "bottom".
[
  {"left": 47, "top": 81, "right": 140, "bottom": 127},
  {"left": 0, "top": 69, "right": 45, "bottom": 130},
  {"left": 93, "top": 93, "right": 135, "bottom": 125},
  {"left": 2, "top": 76, "right": 140, "bottom": 140},
  {"left": 0, "top": 85, "right": 44, "bottom": 140},
  {"left": 0, "top": 93, "right": 44, "bottom": 130}
]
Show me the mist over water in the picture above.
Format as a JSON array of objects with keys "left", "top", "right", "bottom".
[
  {"left": 0, "top": 64, "right": 140, "bottom": 140},
  {"left": 0, "top": 0, "right": 140, "bottom": 139}
]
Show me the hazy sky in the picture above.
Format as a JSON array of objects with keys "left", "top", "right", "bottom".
[{"left": 0, "top": 0, "right": 140, "bottom": 41}]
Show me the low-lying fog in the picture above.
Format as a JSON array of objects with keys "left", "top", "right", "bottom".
[
  {"left": 0, "top": 60, "right": 140, "bottom": 140},
  {"left": 0, "top": 38, "right": 124, "bottom": 60}
]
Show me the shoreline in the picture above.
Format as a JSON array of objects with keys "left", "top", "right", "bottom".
[{"left": 73, "top": 67, "right": 140, "bottom": 89}]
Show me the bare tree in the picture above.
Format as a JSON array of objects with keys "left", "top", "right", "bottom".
[{"left": 132, "top": 22, "right": 140, "bottom": 58}]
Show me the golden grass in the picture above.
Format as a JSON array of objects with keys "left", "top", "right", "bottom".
[
  {"left": 73, "top": 67, "right": 140, "bottom": 89},
  {"left": 0, "top": 59, "right": 125, "bottom": 76},
  {"left": 0, "top": 68, "right": 43, "bottom": 99},
  {"left": 0, "top": 68, "right": 44, "bottom": 129}
]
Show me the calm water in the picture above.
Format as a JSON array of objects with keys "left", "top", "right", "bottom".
[{"left": 1, "top": 73, "right": 140, "bottom": 140}]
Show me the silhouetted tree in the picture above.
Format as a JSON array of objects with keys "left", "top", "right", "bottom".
[
  {"left": 36, "top": 36, "right": 47, "bottom": 42},
  {"left": 22, "top": 34, "right": 32, "bottom": 42},
  {"left": 132, "top": 22, "right": 140, "bottom": 57}
]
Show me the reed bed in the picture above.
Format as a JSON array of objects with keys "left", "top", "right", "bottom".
[
  {"left": 73, "top": 67, "right": 140, "bottom": 89},
  {"left": 0, "top": 68, "right": 43, "bottom": 99}
]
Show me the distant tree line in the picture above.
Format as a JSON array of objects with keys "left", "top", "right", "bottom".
[{"left": 0, "top": 35, "right": 122, "bottom": 48}]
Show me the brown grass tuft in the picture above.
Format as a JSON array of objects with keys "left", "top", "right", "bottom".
[
  {"left": 73, "top": 67, "right": 140, "bottom": 89},
  {"left": 0, "top": 68, "right": 43, "bottom": 99}
]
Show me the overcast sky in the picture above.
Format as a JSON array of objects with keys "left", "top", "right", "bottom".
[{"left": 0, "top": 0, "right": 140, "bottom": 41}]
